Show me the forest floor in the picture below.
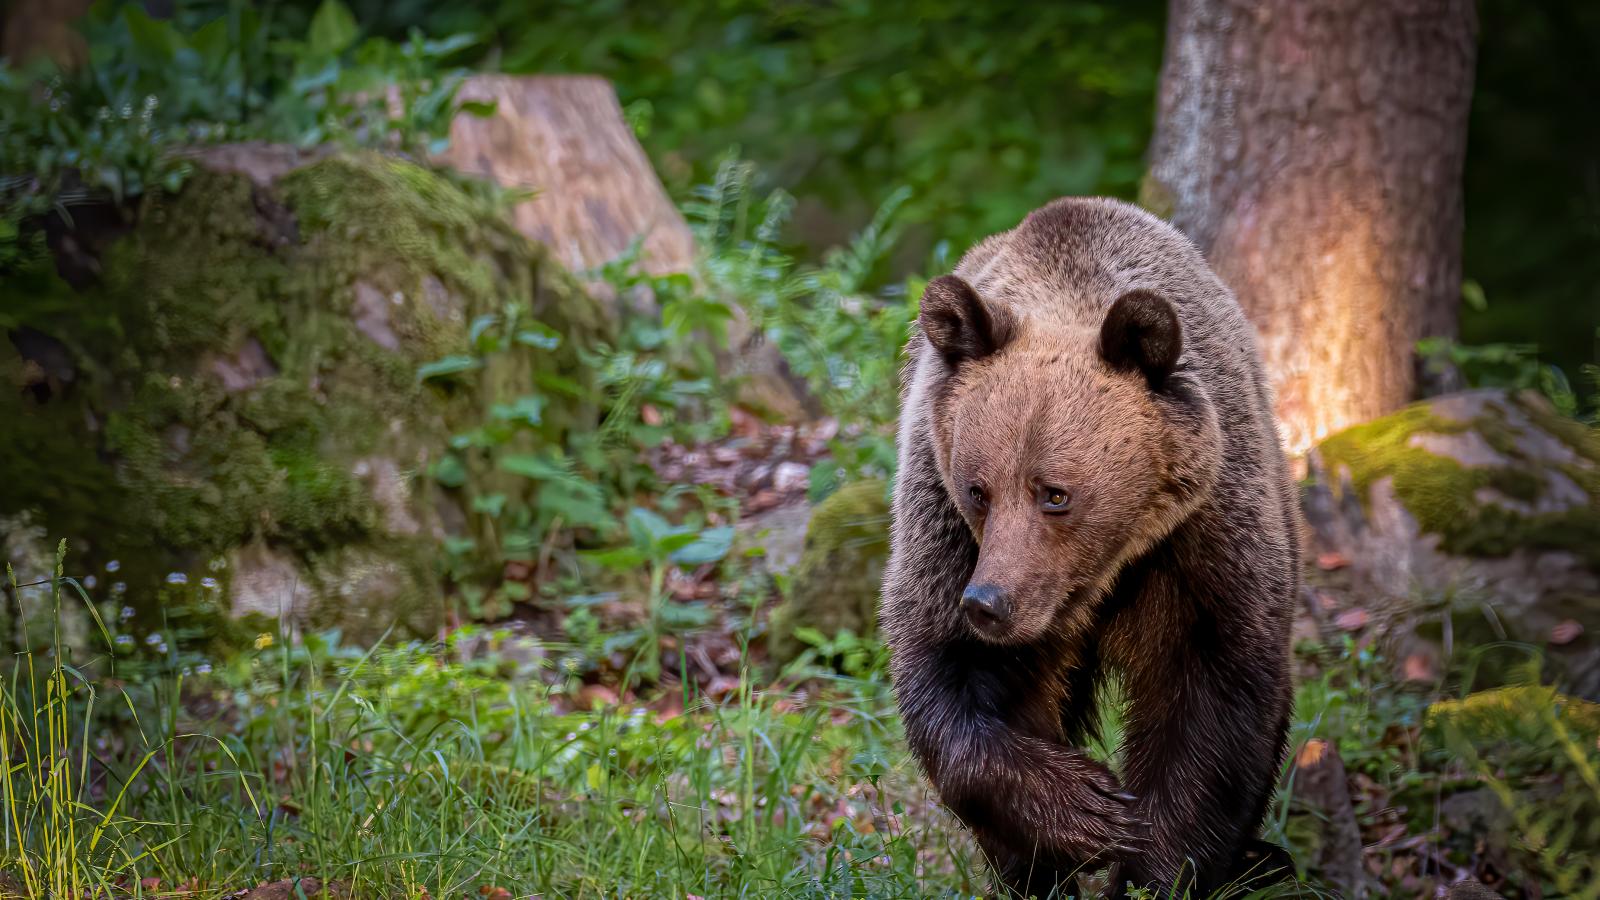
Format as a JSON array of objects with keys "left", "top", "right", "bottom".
[{"left": 3, "top": 414, "right": 1554, "bottom": 899}]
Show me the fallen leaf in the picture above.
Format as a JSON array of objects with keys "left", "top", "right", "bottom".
[
  {"left": 1295, "top": 738, "right": 1328, "bottom": 768},
  {"left": 1316, "top": 551, "right": 1350, "bottom": 571},
  {"left": 1402, "top": 653, "right": 1435, "bottom": 682},
  {"left": 1550, "top": 619, "right": 1584, "bottom": 645},
  {"left": 1334, "top": 607, "right": 1369, "bottom": 631},
  {"left": 641, "top": 404, "right": 663, "bottom": 426}
]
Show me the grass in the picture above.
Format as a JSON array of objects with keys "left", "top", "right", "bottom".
[
  {"left": 2, "top": 552, "right": 988, "bottom": 898},
  {"left": 5, "top": 546, "right": 1597, "bottom": 898}
]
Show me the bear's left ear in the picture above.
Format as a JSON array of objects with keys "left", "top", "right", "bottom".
[
  {"left": 919, "top": 275, "right": 1016, "bottom": 368},
  {"left": 1100, "top": 289, "right": 1182, "bottom": 387}
]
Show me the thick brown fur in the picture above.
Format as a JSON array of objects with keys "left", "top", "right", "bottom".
[{"left": 882, "top": 198, "right": 1298, "bottom": 897}]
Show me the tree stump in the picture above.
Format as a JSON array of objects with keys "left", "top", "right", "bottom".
[
  {"left": 1289, "top": 738, "right": 1367, "bottom": 897},
  {"left": 437, "top": 75, "right": 815, "bottom": 420},
  {"left": 439, "top": 75, "right": 696, "bottom": 290}
]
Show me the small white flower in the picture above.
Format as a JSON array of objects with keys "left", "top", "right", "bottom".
[
  {"left": 157, "top": 642, "right": 168, "bottom": 654},
  {"left": 145, "top": 633, "right": 162, "bottom": 646},
  {"left": 113, "top": 582, "right": 127, "bottom": 595},
  {"left": 120, "top": 606, "right": 134, "bottom": 621},
  {"left": 166, "top": 572, "right": 187, "bottom": 585},
  {"left": 115, "top": 634, "right": 133, "bottom": 647},
  {"left": 106, "top": 560, "right": 121, "bottom": 572},
  {"left": 182, "top": 666, "right": 192, "bottom": 676},
  {"left": 201, "top": 577, "right": 218, "bottom": 590},
  {"left": 196, "top": 663, "right": 212, "bottom": 675},
  {"left": 83, "top": 575, "right": 98, "bottom": 589}
]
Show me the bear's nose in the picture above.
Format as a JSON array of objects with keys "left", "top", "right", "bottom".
[{"left": 960, "top": 582, "right": 1011, "bottom": 628}]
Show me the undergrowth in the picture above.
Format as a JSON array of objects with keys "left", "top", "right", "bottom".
[{"left": 14, "top": 542, "right": 1600, "bottom": 897}]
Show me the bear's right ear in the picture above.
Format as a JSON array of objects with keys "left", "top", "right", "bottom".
[{"left": 919, "top": 275, "right": 1016, "bottom": 367}]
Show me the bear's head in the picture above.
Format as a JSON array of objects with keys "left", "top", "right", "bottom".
[{"left": 919, "top": 274, "right": 1223, "bottom": 645}]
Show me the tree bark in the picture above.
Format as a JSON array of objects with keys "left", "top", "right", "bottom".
[{"left": 1145, "top": 0, "right": 1477, "bottom": 452}]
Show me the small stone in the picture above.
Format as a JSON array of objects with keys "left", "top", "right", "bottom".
[{"left": 773, "top": 461, "right": 810, "bottom": 494}]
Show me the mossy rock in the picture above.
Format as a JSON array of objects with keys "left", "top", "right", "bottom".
[
  {"left": 1, "top": 147, "right": 607, "bottom": 637},
  {"left": 766, "top": 479, "right": 891, "bottom": 667},
  {"left": 1304, "top": 390, "right": 1600, "bottom": 695}
]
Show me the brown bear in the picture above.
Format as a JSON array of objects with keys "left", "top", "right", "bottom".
[{"left": 881, "top": 197, "right": 1298, "bottom": 897}]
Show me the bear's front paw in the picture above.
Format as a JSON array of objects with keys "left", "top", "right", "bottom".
[{"left": 1051, "top": 757, "right": 1150, "bottom": 862}]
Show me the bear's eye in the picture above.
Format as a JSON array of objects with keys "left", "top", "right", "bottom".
[
  {"left": 968, "top": 485, "right": 987, "bottom": 508},
  {"left": 1039, "top": 486, "right": 1072, "bottom": 513}
]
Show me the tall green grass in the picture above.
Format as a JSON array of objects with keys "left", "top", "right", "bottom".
[{"left": 0, "top": 549, "right": 985, "bottom": 898}]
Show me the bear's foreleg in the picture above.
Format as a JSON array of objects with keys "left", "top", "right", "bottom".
[
  {"left": 893, "top": 641, "right": 1150, "bottom": 878},
  {"left": 1110, "top": 608, "right": 1291, "bottom": 893}
]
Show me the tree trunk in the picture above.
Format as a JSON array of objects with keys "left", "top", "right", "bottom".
[{"left": 1144, "top": 0, "right": 1477, "bottom": 452}]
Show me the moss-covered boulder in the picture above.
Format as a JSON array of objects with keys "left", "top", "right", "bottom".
[
  {"left": 1, "top": 147, "right": 606, "bottom": 636},
  {"left": 1304, "top": 390, "right": 1600, "bottom": 694},
  {"left": 766, "top": 480, "right": 891, "bottom": 667}
]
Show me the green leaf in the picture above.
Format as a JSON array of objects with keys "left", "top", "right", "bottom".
[
  {"left": 307, "top": 0, "right": 359, "bottom": 56},
  {"left": 490, "top": 395, "right": 545, "bottom": 427},
  {"left": 417, "top": 355, "right": 480, "bottom": 382},
  {"left": 670, "top": 526, "right": 735, "bottom": 566},
  {"left": 515, "top": 323, "right": 562, "bottom": 350},
  {"left": 430, "top": 455, "right": 467, "bottom": 488},
  {"left": 122, "top": 5, "right": 182, "bottom": 65},
  {"left": 468, "top": 313, "right": 498, "bottom": 346},
  {"left": 581, "top": 546, "right": 647, "bottom": 571},
  {"left": 794, "top": 626, "right": 829, "bottom": 648},
  {"left": 471, "top": 493, "right": 507, "bottom": 517},
  {"left": 499, "top": 453, "right": 568, "bottom": 481},
  {"left": 656, "top": 532, "right": 700, "bottom": 555},
  {"left": 460, "top": 99, "right": 498, "bottom": 119},
  {"left": 625, "top": 507, "right": 675, "bottom": 546}
]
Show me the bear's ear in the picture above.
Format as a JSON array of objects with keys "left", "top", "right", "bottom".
[
  {"left": 919, "top": 275, "right": 1016, "bottom": 367},
  {"left": 1100, "top": 289, "right": 1182, "bottom": 387}
]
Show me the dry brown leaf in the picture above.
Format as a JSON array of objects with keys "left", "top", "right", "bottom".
[{"left": 1334, "top": 608, "right": 1369, "bottom": 630}]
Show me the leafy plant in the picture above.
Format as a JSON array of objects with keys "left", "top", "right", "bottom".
[
  {"left": 689, "top": 157, "right": 919, "bottom": 493},
  {"left": 1425, "top": 664, "right": 1600, "bottom": 897},
  {"left": 580, "top": 506, "right": 732, "bottom": 684},
  {"left": 1417, "top": 336, "right": 1586, "bottom": 416},
  {"left": 0, "top": 0, "right": 484, "bottom": 262}
]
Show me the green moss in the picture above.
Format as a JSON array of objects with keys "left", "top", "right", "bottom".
[
  {"left": 1317, "top": 395, "right": 1600, "bottom": 567},
  {"left": 1425, "top": 684, "right": 1600, "bottom": 747},
  {"left": 767, "top": 479, "right": 892, "bottom": 666},
  {"left": 2, "top": 149, "right": 607, "bottom": 630},
  {"left": 1483, "top": 466, "right": 1545, "bottom": 504}
]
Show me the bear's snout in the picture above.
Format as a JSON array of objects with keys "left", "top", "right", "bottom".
[{"left": 960, "top": 582, "right": 1012, "bottom": 634}]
